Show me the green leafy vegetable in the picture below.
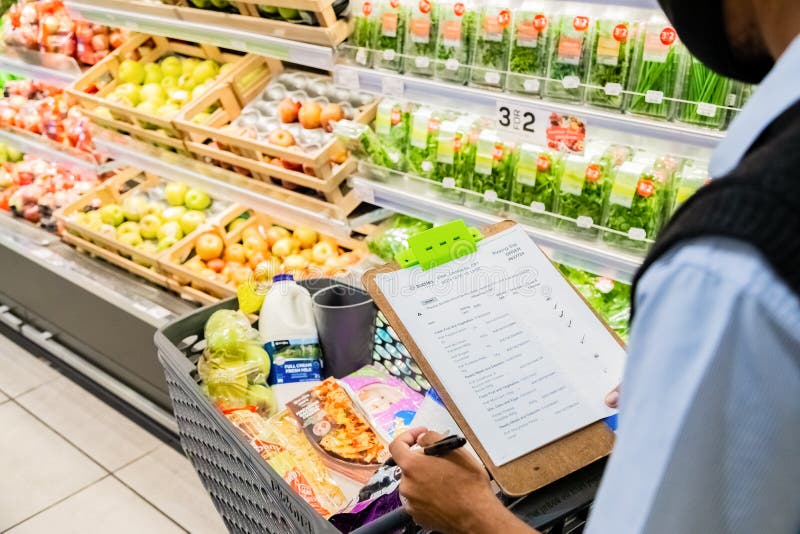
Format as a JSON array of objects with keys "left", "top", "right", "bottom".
[
  {"left": 469, "top": 6, "right": 511, "bottom": 88},
  {"left": 334, "top": 120, "right": 399, "bottom": 168},
  {"left": 585, "top": 19, "right": 633, "bottom": 110},
  {"left": 348, "top": 2, "right": 379, "bottom": 66},
  {"left": 625, "top": 22, "right": 681, "bottom": 119},
  {"left": 374, "top": 100, "right": 410, "bottom": 170},
  {"left": 434, "top": 3, "right": 476, "bottom": 84},
  {"left": 468, "top": 130, "right": 514, "bottom": 203},
  {"left": 543, "top": 14, "right": 591, "bottom": 102},
  {"left": 675, "top": 54, "right": 733, "bottom": 129},
  {"left": 431, "top": 117, "right": 477, "bottom": 202},
  {"left": 374, "top": 0, "right": 407, "bottom": 72},
  {"left": 510, "top": 147, "right": 561, "bottom": 225},
  {"left": 558, "top": 264, "right": 631, "bottom": 342},
  {"left": 367, "top": 215, "right": 433, "bottom": 260},
  {"left": 404, "top": 1, "right": 439, "bottom": 77},
  {"left": 507, "top": 9, "right": 550, "bottom": 95},
  {"left": 406, "top": 107, "right": 449, "bottom": 178},
  {"left": 556, "top": 154, "right": 611, "bottom": 237}
]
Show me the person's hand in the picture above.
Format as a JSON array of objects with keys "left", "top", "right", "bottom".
[
  {"left": 605, "top": 385, "right": 620, "bottom": 408},
  {"left": 389, "top": 428, "right": 533, "bottom": 534}
]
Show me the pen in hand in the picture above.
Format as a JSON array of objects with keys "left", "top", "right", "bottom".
[{"left": 385, "top": 435, "right": 467, "bottom": 467}]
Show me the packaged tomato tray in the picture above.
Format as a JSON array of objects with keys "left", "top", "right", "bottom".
[
  {"left": 404, "top": 0, "right": 438, "bottom": 77},
  {"left": 624, "top": 20, "right": 681, "bottom": 119},
  {"left": 585, "top": 15, "right": 635, "bottom": 110},
  {"left": 468, "top": 2, "right": 511, "bottom": 89},
  {"left": 507, "top": 5, "right": 551, "bottom": 96},
  {"left": 433, "top": 0, "right": 476, "bottom": 84},
  {"left": 543, "top": 10, "right": 593, "bottom": 103}
]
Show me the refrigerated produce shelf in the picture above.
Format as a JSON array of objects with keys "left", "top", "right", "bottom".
[
  {"left": 0, "top": 46, "right": 82, "bottom": 86},
  {"left": 350, "top": 172, "right": 644, "bottom": 282},
  {"left": 65, "top": 0, "right": 336, "bottom": 70},
  {"left": 333, "top": 64, "right": 724, "bottom": 155},
  {"left": 0, "top": 128, "right": 118, "bottom": 176}
]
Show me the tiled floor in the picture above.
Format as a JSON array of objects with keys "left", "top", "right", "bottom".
[{"left": 0, "top": 334, "right": 228, "bottom": 533}]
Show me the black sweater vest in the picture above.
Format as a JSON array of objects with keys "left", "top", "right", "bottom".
[{"left": 631, "top": 99, "right": 800, "bottom": 317}]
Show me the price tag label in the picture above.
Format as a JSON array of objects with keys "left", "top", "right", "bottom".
[
  {"left": 445, "top": 58, "right": 459, "bottom": 71},
  {"left": 382, "top": 76, "right": 405, "bottom": 98},
  {"left": 415, "top": 56, "right": 430, "bottom": 68},
  {"left": 562, "top": 76, "right": 580, "bottom": 89},
  {"left": 696, "top": 102, "right": 718, "bottom": 117},
  {"left": 604, "top": 83, "right": 622, "bottom": 96},
  {"left": 355, "top": 47, "right": 369, "bottom": 65},
  {"left": 442, "top": 177, "right": 456, "bottom": 188},
  {"left": 334, "top": 68, "right": 360, "bottom": 91},
  {"left": 495, "top": 99, "right": 545, "bottom": 143},
  {"left": 645, "top": 90, "right": 664, "bottom": 104},
  {"left": 576, "top": 216, "right": 594, "bottom": 229}
]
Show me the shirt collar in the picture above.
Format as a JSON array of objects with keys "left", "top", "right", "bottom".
[{"left": 709, "top": 34, "right": 800, "bottom": 178}]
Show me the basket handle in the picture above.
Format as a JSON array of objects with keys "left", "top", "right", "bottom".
[{"left": 350, "top": 508, "right": 412, "bottom": 534}]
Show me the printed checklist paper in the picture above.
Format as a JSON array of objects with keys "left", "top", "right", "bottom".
[{"left": 374, "top": 225, "right": 625, "bottom": 466}]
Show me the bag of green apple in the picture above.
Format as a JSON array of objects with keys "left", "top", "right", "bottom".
[{"left": 198, "top": 309, "right": 278, "bottom": 418}]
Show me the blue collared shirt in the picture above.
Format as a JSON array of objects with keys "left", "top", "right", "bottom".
[{"left": 585, "top": 36, "right": 800, "bottom": 533}]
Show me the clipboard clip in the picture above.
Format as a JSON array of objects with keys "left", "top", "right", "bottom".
[{"left": 396, "top": 219, "right": 483, "bottom": 270}]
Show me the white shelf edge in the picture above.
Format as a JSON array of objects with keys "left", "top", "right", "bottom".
[
  {"left": 65, "top": 0, "right": 335, "bottom": 70},
  {"left": 351, "top": 176, "right": 643, "bottom": 282},
  {"left": 0, "top": 47, "right": 82, "bottom": 85},
  {"left": 334, "top": 64, "right": 725, "bottom": 153},
  {"left": 93, "top": 131, "right": 354, "bottom": 240}
]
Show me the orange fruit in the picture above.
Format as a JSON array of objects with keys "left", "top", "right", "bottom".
[
  {"left": 195, "top": 233, "right": 224, "bottom": 261},
  {"left": 243, "top": 235, "right": 268, "bottom": 258},
  {"left": 224, "top": 243, "right": 246, "bottom": 264},
  {"left": 207, "top": 258, "right": 225, "bottom": 273}
]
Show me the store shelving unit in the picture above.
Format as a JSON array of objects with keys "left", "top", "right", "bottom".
[
  {"left": 65, "top": 0, "right": 335, "bottom": 70},
  {"left": 0, "top": 46, "right": 82, "bottom": 86},
  {"left": 0, "top": 128, "right": 119, "bottom": 176}
]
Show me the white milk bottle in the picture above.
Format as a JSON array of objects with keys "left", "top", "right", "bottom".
[{"left": 259, "top": 274, "right": 323, "bottom": 406}]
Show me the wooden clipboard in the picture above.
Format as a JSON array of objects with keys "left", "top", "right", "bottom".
[{"left": 362, "top": 220, "right": 617, "bottom": 497}]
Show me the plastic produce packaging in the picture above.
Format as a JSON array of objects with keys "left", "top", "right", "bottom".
[
  {"left": 558, "top": 264, "right": 630, "bottom": 342},
  {"left": 555, "top": 153, "right": 612, "bottom": 237},
  {"left": 404, "top": 0, "right": 438, "bottom": 77},
  {"left": 675, "top": 54, "right": 733, "bottom": 130},
  {"left": 468, "top": 129, "right": 515, "bottom": 203},
  {"left": 373, "top": 0, "right": 406, "bottom": 72},
  {"left": 671, "top": 162, "right": 709, "bottom": 214},
  {"left": 434, "top": 0, "right": 476, "bottom": 84},
  {"left": 432, "top": 115, "right": 478, "bottom": 195},
  {"left": 543, "top": 9, "right": 592, "bottom": 103},
  {"left": 624, "top": 20, "right": 681, "bottom": 119},
  {"left": 334, "top": 119, "right": 402, "bottom": 168},
  {"left": 507, "top": 4, "right": 551, "bottom": 96},
  {"left": 585, "top": 12, "right": 634, "bottom": 110},
  {"left": 373, "top": 99, "right": 410, "bottom": 170},
  {"left": 226, "top": 408, "right": 348, "bottom": 518},
  {"left": 469, "top": 2, "right": 511, "bottom": 89},
  {"left": 349, "top": 0, "right": 377, "bottom": 66},
  {"left": 197, "top": 310, "right": 278, "bottom": 417},
  {"left": 510, "top": 145, "right": 562, "bottom": 224},
  {"left": 406, "top": 105, "right": 445, "bottom": 178},
  {"left": 366, "top": 214, "right": 433, "bottom": 261}
]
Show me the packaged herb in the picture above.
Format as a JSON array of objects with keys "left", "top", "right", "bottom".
[
  {"left": 406, "top": 106, "right": 444, "bottom": 178},
  {"left": 367, "top": 214, "right": 433, "bottom": 260},
  {"left": 374, "top": 99, "right": 410, "bottom": 170},
  {"left": 507, "top": 5, "right": 551, "bottom": 96},
  {"left": 543, "top": 11, "right": 592, "bottom": 103},
  {"left": 601, "top": 143, "right": 636, "bottom": 169},
  {"left": 675, "top": 54, "right": 733, "bottom": 129},
  {"left": 557, "top": 264, "right": 631, "bottom": 342},
  {"left": 653, "top": 153, "right": 684, "bottom": 222},
  {"left": 349, "top": 0, "right": 379, "bottom": 66},
  {"left": 509, "top": 145, "right": 562, "bottom": 225},
  {"left": 585, "top": 15, "right": 634, "bottom": 110},
  {"left": 468, "top": 129, "right": 515, "bottom": 203},
  {"left": 469, "top": 3, "right": 511, "bottom": 89},
  {"left": 334, "top": 120, "right": 400, "bottom": 168},
  {"left": 555, "top": 153, "right": 612, "bottom": 237},
  {"left": 373, "top": 0, "right": 407, "bottom": 72},
  {"left": 404, "top": 0, "right": 439, "bottom": 77},
  {"left": 624, "top": 21, "right": 680, "bottom": 119},
  {"left": 432, "top": 116, "right": 476, "bottom": 195},
  {"left": 434, "top": 0, "right": 477, "bottom": 84},
  {"left": 602, "top": 161, "right": 667, "bottom": 250},
  {"left": 671, "top": 164, "right": 708, "bottom": 214}
]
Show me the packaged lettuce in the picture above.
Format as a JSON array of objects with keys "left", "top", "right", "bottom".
[
  {"left": 507, "top": 6, "right": 551, "bottom": 96},
  {"left": 434, "top": 0, "right": 476, "bottom": 84},
  {"left": 585, "top": 14, "right": 634, "bottom": 110},
  {"left": 558, "top": 264, "right": 631, "bottom": 342},
  {"left": 349, "top": 0, "right": 379, "bottom": 66},
  {"left": 510, "top": 145, "right": 561, "bottom": 223},
  {"left": 602, "top": 161, "right": 667, "bottom": 250},
  {"left": 625, "top": 21, "right": 681, "bottom": 119},
  {"left": 404, "top": 0, "right": 439, "bottom": 77},
  {"left": 367, "top": 214, "right": 433, "bottom": 260},
  {"left": 543, "top": 11, "right": 592, "bottom": 103},
  {"left": 671, "top": 163, "right": 709, "bottom": 214},
  {"left": 374, "top": 99, "right": 410, "bottom": 170},
  {"left": 334, "top": 120, "right": 401, "bottom": 168},
  {"left": 468, "top": 129, "right": 515, "bottom": 203},
  {"left": 406, "top": 106, "right": 445, "bottom": 178},
  {"left": 556, "top": 153, "right": 612, "bottom": 237},
  {"left": 373, "top": 0, "right": 407, "bottom": 72},
  {"left": 432, "top": 116, "right": 476, "bottom": 195},
  {"left": 675, "top": 53, "right": 733, "bottom": 130},
  {"left": 469, "top": 3, "right": 511, "bottom": 89}
]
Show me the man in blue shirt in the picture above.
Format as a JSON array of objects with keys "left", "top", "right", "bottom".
[{"left": 389, "top": 1, "right": 800, "bottom": 532}]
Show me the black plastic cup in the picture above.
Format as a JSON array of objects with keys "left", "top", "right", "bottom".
[{"left": 311, "top": 284, "right": 378, "bottom": 378}]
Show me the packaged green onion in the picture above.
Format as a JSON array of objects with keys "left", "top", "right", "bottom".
[
  {"left": 509, "top": 145, "right": 562, "bottom": 226},
  {"left": 468, "top": 129, "right": 515, "bottom": 204},
  {"left": 469, "top": 3, "right": 511, "bottom": 89},
  {"left": 624, "top": 21, "right": 681, "bottom": 119},
  {"left": 602, "top": 161, "right": 668, "bottom": 251},
  {"left": 543, "top": 11, "right": 592, "bottom": 103},
  {"left": 507, "top": 5, "right": 551, "bottom": 96},
  {"left": 585, "top": 15, "right": 635, "bottom": 110},
  {"left": 434, "top": 0, "right": 477, "bottom": 84},
  {"left": 374, "top": 100, "right": 410, "bottom": 170},
  {"left": 406, "top": 106, "right": 446, "bottom": 179},
  {"left": 555, "top": 153, "right": 612, "bottom": 237},
  {"left": 675, "top": 54, "right": 733, "bottom": 130},
  {"left": 404, "top": 0, "right": 439, "bottom": 77},
  {"left": 373, "top": 0, "right": 407, "bottom": 72},
  {"left": 348, "top": 0, "right": 379, "bottom": 66}
]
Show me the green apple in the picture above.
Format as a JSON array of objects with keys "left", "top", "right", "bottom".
[
  {"left": 118, "top": 231, "right": 143, "bottom": 248},
  {"left": 144, "top": 63, "right": 163, "bottom": 85},
  {"left": 180, "top": 210, "right": 205, "bottom": 234},
  {"left": 164, "top": 182, "right": 189, "bottom": 206},
  {"left": 157, "top": 103, "right": 181, "bottom": 118},
  {"left": 278, "top": 7, "right": 300, "bottom": 19},
  {"left": 178, "top": 75, "right": 199, "bottom": 92},
  {"left": 160, "top": 56, "right": 182, "bottom": 79},
  {"left": 158, "top": 220, "right": 184, "bottom": 241},
  {"left": 99, "top": 204, "right": 125, "bottom": 227},
  {"left": 99, "top": 223, "right": 117, "bottom": 237},
  {"left": 184, "top": 188, "right": 212, "bottom": 211},
  {"left": 258, "top": 4, "right": 279, "bottom": 15},
  {"left": 86, "top": 211, "right": 103, "bottom": 230},
  {"left": 160, "top": 75, "right": 179, "bottom": 90},
  {"left": 166, "top": 88, "right": 191, "bottom": 106},
  {"left": 142, "top": 202, "right": 163, "bottom": 219},
  {"left": 135, "top": 101, "right": 158, "bottom": 117},
  {"left": 191, "top": 111, "right": 212, "bottom": 125},
  {"left": 157, "top": 236, "right": 179, "bottom": 252},
  {"left": 162, "top": 206, "right": 187, "bottom": 223},
  {"left": 6, "top": 145, "right": 21, "bottom": 162},
  {"left": 114, "top": 83, "right": 141, "bottom": 107},
  {"left": 219, "top": 63, "right": 234, "bottom": 77},
  {"left": 118, "top": 59, "right": 146, "bottom": 85},
  {"left": 181, "top": 58, "right": 201, "bottom": 77},
  {"left": 192, "top": 82, "right": 213, "bottom": 101},
  {"left": 137, "top": 240, "right": 159, "bottom": 255},
  {"left": 93, "top": 106, "right": 114, "bottom": 120},
  {"left": 189, "top": 0, "right": 210, "bottom": 8},
  {"left": 191, "top": 60, "right": 219, "bottom": 85},
  {"left": 116, "top": 221, "right": 141, "bottom": 236},
  {"left": 139, "top": 214, "right": 162, "bottom": 239},
  {"left": 140, "top": 83, "right": 167, "bottom": 106}
]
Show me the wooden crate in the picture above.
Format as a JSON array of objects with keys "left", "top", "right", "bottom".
[
  {"left": 160, "top": 208, "right": 367, "bottom": 301},
  {"left": 175, "top": 82, "right": 376, "bottom": 219},
  {"left": 66, "top": 33, "right": 262, "bottom": 151}
]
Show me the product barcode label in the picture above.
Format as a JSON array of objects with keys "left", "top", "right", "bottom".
[
  {"left": 415, "top": 56, "right": 431, "bottom": 68},
  {"left": 445, "top": 58, "right": 460, "bottom": 71},
  {"left": 484, "top": 71, "right": 501, "bottom": 85},
  {"left": 530, "top": 201, "right": 545, "bottom": 213},
  {"left": 604, "top": 83, "right": 622, "bottom": 96},
  {"left": 382, "top": 49, "right": 396, "bottom": 61},
  {"left": 645, "top": 90, "right": 664, "bottom": 104},
  {"left": 483, "top": 190, "right": 498, "bottom": 202},
  {"left": 696, "top": 102, "right": 718, "bottom": 117},
  {"left": 442, "top": 177, "right": 456, "bottom": 188},
  {"left": 576, "top": 216, "right": 594, "bottom": 228},
  {"left": 356, "top": 48, "right": 369, "bottom": 65},
  {"left": 627, "top": 227, "right": 646, "bottom": 241},
  {"left": 562, "top": 76, "right": 580, "bottom": 89}
]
